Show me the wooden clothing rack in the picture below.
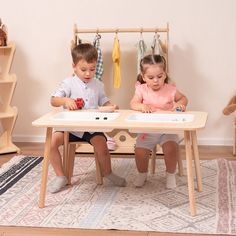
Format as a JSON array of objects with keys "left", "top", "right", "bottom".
[
  {"left": 72, "top": 24, "right": 170, "bottom": 156},
  {"left": 73, "top": 25, "right": 169, "bottom": 33},
  {"left": 72, "top": 24, "right": 169, "bottom": 69}
]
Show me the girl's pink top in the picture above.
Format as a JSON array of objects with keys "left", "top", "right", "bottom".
[{"left": 135, "top": 83, "right": 177, "bottom": 111}]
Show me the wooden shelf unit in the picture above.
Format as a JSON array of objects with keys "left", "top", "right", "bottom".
[{"left": 0, "top": 43, "right": 20, "bottom": 154}]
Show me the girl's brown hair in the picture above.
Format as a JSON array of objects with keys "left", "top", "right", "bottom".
[{"left": 137, "top": 54, "right": 169, "bottom": 84}]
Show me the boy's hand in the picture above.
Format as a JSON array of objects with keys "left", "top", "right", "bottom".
[
  {"left": 64, "top": 98, "right": 78, "bottom": 110},
  {"left": 103, "top": 102, "right": 119, "bottom": 110},
  {"left": 110, "top": 104, "right": 119, "bottom": 109}
]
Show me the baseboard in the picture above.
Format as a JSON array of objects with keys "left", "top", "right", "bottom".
[
  {"left": 13, "top": 135, "right": 46, "bottom": 143},
  {"left": 12, "top": 135, "right": 234, "bottom": 146},
  {"left": 197, "top": 138, "right": 233, "bottom": 146}
]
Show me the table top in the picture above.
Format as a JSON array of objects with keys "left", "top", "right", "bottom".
[{"left": 32, "top": 109, "right": 208, "bottom": 133}]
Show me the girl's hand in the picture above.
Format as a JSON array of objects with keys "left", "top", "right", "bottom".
[
  {"left": 141, "top": 104, "right": 155, "bottom": 113},
  {"left": 173, "top": 103, "right": 186, "bottom": 112},
  {"left": 64, "top": 98, "right": 77, "bottom": 110}
]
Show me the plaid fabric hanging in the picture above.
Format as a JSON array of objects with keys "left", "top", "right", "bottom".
[{"left": 93, "top": 34, "right": 104, "bottom": 81}]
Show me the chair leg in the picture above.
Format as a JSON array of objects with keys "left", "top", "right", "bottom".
[
  {"left": 63, "top": 131, "right": 69, "bottom": 175},
  {"left": 94, "top": 152, "right": 103, "bottom": 185},
  {"left": 233, "top": 120, "right": 236, "bottom": 156},
  {"left": 150, "top": 146, "right": 157, "bottom": 174},
  {"left": 150, "top": 145, "right": 183, "bottom": 176},
  {"left": 177, "top": 137, "right": 184, "bottom": 176},
  {"left": 67, "top": 143, "right": 76, "bottom": 185},
  {"left": 66, "top": 141, "right": 103, "bottom": 185},
  {"left": 177, "top": 151, "right": 184, "bottom": 176}
]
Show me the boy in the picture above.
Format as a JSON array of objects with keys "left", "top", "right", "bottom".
[{"left": 49, "top": 43, "right": 126, "bottom": 193}]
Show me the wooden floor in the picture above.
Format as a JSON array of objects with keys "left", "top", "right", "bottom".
[{"left": 0, "top": 142, "right": 235, "bottom": 236}]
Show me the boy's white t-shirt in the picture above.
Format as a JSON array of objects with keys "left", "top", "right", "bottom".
[{"left": 52, "top": 74, "right": 110, "bottom": 138}]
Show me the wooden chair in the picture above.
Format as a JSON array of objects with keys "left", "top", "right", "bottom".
[
  {"left": 222, "top": 93, "right": 236, "bottom": 155},
  {"left": 62, "top": 131, "right": 184, "bottom": 185},
  {"left": 234, "top": 117, "right": 236, "bottom": 156},
  {"left": 150, "top": 144, "right": 183, "bottom": 176}
]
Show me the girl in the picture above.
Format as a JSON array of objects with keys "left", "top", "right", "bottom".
[{"left": 130, "top": 54, "right": 188, "bottom": 188}]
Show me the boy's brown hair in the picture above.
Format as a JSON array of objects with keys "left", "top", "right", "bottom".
[{"left": 71, "top": 43, "right": 98, "bottom": 65}]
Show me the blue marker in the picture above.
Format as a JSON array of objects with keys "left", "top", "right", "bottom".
[{"left": 176, "top": 107, "right": 182, "bottom": 112}]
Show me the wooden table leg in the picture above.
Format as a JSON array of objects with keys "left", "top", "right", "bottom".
[
  {"left": 39, "top": 127, "right": 52, "bottom": 208},
  {"left": 150, "top": 146, "right": 157, "bottom": 174},
  {"left": 184, "top": 130, "right": 196, "bottom": 216},
  {"left": 191, "top": 131, "right": 202, "bottom": 192},
  {"left": 63, "top": 131, "right": 69, "bottom": 176}
]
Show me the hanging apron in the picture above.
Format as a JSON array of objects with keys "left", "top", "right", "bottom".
[
  {"left": 136, "top": 36, "right": 147, "bottom": 73},
  {"left": 151, "top": 33, "right": 164, "bottom": 56},
  {"left": 112, "top": 36, "right": 121, "bottom": 88}
]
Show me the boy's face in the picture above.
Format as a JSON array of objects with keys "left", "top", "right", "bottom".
[{"left": 73, "top": 59, "right": 96, "bottom": 83}]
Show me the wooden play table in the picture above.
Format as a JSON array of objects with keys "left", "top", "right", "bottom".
[{"left": 32, "top": 109, "right": 208, "bottom": 216}]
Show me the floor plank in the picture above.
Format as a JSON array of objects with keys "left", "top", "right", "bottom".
[{"left": 0, "top": 227, "right": 147, "bottom": 236}]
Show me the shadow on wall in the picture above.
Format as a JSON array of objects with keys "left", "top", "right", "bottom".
[
  {"left": 171, "top": 43, "right": 212, "bottom": 112},
  {"left": 170, "top": 43, "right": 231, "bottom": 137},
  {"left": 102, "top": 50, "right": 137, "bottom": 109},
  {"left": 11, "top": 43, "right": 45, "bottom": 136}
]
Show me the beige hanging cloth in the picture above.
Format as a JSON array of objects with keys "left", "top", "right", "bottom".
[
  {"left": 151, "top": 33, "right": 164, "bottom": 56},
  {"left": 112, "top": 35, "right": 121, "bottom": 88},
  {"left": 136, "top": 34, "right": 147, "bottom": 73}
]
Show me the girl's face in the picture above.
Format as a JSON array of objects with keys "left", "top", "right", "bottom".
[
  {"left": 142, "top": 64, "right": 166, "bottom": 91},
  {"left": 73, "top": 59, "right": 96, "bottom": 83}
]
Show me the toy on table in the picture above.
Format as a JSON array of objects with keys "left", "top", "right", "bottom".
[
  {"left": 175, "top": 107, "right": 182, "bottom": 112},
  {"left": 75, "top": 98, "right": 85, "bottom": 109}
]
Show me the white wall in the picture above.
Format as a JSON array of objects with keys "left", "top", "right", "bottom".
[{"left": 1, "top": 0, "right": 236, "bottom": 145}]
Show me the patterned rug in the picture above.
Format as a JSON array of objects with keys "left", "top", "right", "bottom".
[
  {"left": 0, "top": 156, "right": 43, "bottom": 195},
  {"left": 0, "top": 155, "right": 235, "bottom": 235}
]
